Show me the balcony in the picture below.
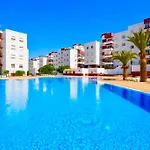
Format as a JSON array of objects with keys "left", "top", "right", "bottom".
[
  {"left": 78, "top": 61, "right": 84, "bottom": 65},
  {"left": 78, "top": 50, "right": 85, "bottom": 55},
  {"left": 103, "top": 57, "right": 113, "bottom": 62},
  {"left": 101, "top": 33, "right": 114, "bottom": 39},
  {"left": 78, "top": 56, "right": 85, "bottom": 60},
  {"left": 102, "top": 62, "right": 113, "bottom": 65},
  {"left": 102, "top": 40, "right": 114, "bottom": 46},
  {"left": 102, "top": 55, "right": 112, "bottom": 59},
  {"left": 48, "top": 59, "right": 53, "bottom": 63},
  {"left": 102, "top": 47, "right": 114, "bottom": 51}
]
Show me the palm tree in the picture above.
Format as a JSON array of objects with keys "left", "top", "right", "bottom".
[
  {"left": 113, "top": 50, "right": 137, "bottom": 80},
  {"left": 127, "top": 29, "right": 150, "bottom": 82}
]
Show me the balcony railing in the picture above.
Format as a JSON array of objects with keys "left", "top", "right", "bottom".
[
  {"left": 102, "top": 52, "right": 113, "bottom": 55},
  {"left": 102, "top": 55, "right": 112, "bottom": 59},
  {"left": 103, "top": 58, "right": 113, "bottom": 62},
  {"left": 102, "top": 45, "right": 114, "bottom": 49},
  {"left": 102, "top": 48, "right": 114, "bottom": 51}
]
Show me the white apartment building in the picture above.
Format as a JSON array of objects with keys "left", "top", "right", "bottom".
[
  {"left": 53, "top": 44, "right": 85, "bottom": 69},
  {"left": 101, "top": 18, "right": 150, "bottom": 75},
  {"left": 84, "top": 41, "right": 100, "bottom": 68},
  {"left": 53, "top": 48, "right": 78, "bottom": 68},
  {"left": 29, "top": 58, "right": 39, "bottom": 75},
  {"left": 73, "top": 44, "right": 85, "bottom": 68},
  {"left": 2, "top": 29, "right": 28, "bottom": 75},
  {"left": 47, "top": 52, "right": 56, "bottom": 65},
  {"left": 39, "top": 56, "right": 48, "bottom": 68}
]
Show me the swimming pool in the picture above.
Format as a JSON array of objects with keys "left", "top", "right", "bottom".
[{"left": 0, "top": 77, "right": 150, "bottom": 149}]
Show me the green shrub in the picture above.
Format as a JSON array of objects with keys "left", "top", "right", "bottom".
[
  {"left": 15, "top": 70, "right": 25, "bottom": 76},
  {"left": 57, "top": 66, "right": 70, "bottom": 73},
  {"left": 38, "top": 64, "right": 55, "bottom": 74}
]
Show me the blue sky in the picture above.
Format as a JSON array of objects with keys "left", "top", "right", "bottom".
[{"left": 1, "top": 0, "right": 150, "bottom": 58}]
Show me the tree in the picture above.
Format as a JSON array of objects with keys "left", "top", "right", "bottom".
[
  {"left": 127, "top": 28, "right": 150, "bottom": 82},
  {"left": 56, "top": 66, "right": 70, "bottom": 73},
  {"left": 4, "top": 70, "right": 9, "bottom": 77},
  {"left": 15, "top": 70, "right": 25, "bottom": 76},
  {"left": 113, "top": 50, "right": 137, "bottom": 80},
  {"left": 38, "top": 64, "right": 55, "bottom": 74}
]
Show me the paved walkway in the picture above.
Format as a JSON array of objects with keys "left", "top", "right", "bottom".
[{"left": 101, "top": 79, "right": 150, "bottom": 93}]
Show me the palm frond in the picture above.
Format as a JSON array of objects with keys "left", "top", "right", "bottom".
[
  {"left": 112, "top": 50, "right": 137, "bottom": 65},
  {"left": 127, "top": 28, "right": 150, "bottom": 52}
]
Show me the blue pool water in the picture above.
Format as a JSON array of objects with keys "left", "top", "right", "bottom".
[{"left": 0, "top": 77, "right": 150, "bottom": 149}]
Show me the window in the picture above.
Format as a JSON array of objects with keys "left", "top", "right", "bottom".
[
  {"left": 11, "top": 57, "right": 15, "bottom": 59},
  {"left": 11, "top": 64, "right": 15, "bottom": 68},
  {"left": 11, "top": 48, "right": 15, "bottom": 50},
  {"left": 131, "top": 45, "right": 134, "bottom": 49},
  {"left": 19, "top": 55, "right": 23, "bottom": 57},
  {"left": 122, "top": 35, "right": 126, "bottom": 39},
  {"left": 115, "top": 44, "right": 118, "bottom": 48},
  {"left": 87, "top": 47, "right": 89, "bottom": 49},
  {"left": 122, "top": 43, "right": 126, "bottom": 46},
  {"left": 11, "top": 45, "right": 16, "bottom": 47},
  {"left": 11, "top": 36, "right": 16, "bottom": 41},
  {"left": 19, "top": 38, "right": 24, "bottom": 42},
  {"left": 91, "top": 46, "right": 93, "bottom": 49},
  {"left": 19, "top": 64, "right": 23, "bottom": 68},
  {"left": 19, "top": 58, "right": 23, "bottom": 60}
]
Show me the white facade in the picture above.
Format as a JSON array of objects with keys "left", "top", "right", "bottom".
[
  {"left": 53, "top": 48, "right": 78, "bottom": 68},
  {"left": 39, "top": 56, "right": 48, "bottom": 68},
  {"left": 101, "top": 18, "right": 150, "bottom": 72},
  {"left": 2, "top": 29, "right": 28, "bottom": 75},
  {"left": 29, "top": 58, "right": 39, "bottom": 75},
  {"left": 47, "top": 52, "right": 56, "bottom": 65},
  {"left": 84, "top": 41, "right": 100, "bottom": 67}
]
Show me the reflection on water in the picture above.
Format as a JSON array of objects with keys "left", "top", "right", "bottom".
[
  {"left": 51, "top": 89, "right": 53, "bottom": 95},
  {"left": 82, "top": 78, "right": 89, "bottom": 93},
  {"left": 96, "top": 84, "right": 100, "bottom": 102},
  {"left": 5, "top": 80, "right": 28, "bottom": 114},
  {"left": 43, "top": 83, "right": 47, "bottom": 92},
  {"left": 70, "top": 79, "right": 78, "bottom": 100},
  {"left": 34, "top": 78, "right": 39, "bottom": 91}
]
